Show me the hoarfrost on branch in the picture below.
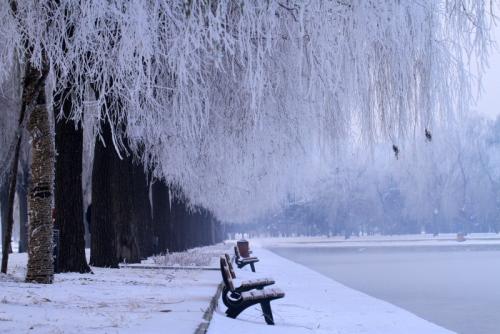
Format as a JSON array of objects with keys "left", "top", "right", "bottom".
[{"left": 0, "top": 0, "right": 494, "bottom": 222}]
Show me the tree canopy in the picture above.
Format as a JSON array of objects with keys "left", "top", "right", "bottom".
[{"left": 0, "top": 0, "right": 494, "bottom": 222}]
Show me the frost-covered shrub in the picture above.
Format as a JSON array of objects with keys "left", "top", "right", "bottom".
[{"left": 152, "top": 244, "right": 232, "bottom": 267}]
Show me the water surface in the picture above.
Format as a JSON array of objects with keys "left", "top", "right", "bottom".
[{"left": 269, "top": 244, "right": 500, "bottom": 334}]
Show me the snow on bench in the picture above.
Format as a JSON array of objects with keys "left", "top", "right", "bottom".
[
  {"left": 234, "top": 246, "right": 259, "bottom": 272},
  {"left": 220, "top": 256, "right": 285, "bottom": 325}
]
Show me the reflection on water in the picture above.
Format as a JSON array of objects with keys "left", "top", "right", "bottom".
[{"left": 269, "top": 245, "right": 500, "bottom": 334}]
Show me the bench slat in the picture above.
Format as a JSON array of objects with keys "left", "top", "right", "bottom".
[
  {"left": 239, "top": 257, "right": 259, "bottom": 263},
  {"left": 236, "top": 277, "right": 275, "bottom": 289},
  {"left": 241, "top": 288, "right": 285, "bottom": 301}
]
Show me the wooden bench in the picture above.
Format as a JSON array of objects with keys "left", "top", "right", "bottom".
[
  {"left": 221, "top": 254, "right": 275, "bottom": 307},
  {"left": 234, "top": 246, "right": 259, "bottom": 272},
  {"left": 220, "top": 256, "right": 284, "bottom": 325}
]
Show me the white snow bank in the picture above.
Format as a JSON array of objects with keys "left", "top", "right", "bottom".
[
  {"left": 208, "top": 245, "right": 454, "bottom": 334},
  {"left": 254, "top": 233, "right": 500, "bottom": 249},
  {"left": 0, "top": 249, "right": 222, "bottom": 334}
]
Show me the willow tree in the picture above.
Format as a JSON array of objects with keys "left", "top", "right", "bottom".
[
  {"left": 50, "top": 0, "right": 91, "bottom": 273},
  {"left": 0, "top": 2, "right": 54, "bottom": 282},
  {"left": 0, "top": 1, "right": 494, "bottom": 281},
  {"left": 136, "top": 1, "right": 494, "bottom": 223},
  {"left": 45, "top": 0, "right": 492, "bottom": 226}
]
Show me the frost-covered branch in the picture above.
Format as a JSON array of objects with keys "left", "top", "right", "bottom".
[{"left": 0, "top": 0, "right": 495, "bottom": 222}]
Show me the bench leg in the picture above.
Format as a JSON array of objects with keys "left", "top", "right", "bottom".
[
  {"left": 250, "top": 262, "right": 256, "bottom": 272},
  {"left": 260, "top": 300, "right": 275, "bottom": 325},
  {"left": 226, "top": 299, "right": 276, "bottom": 325},
  {"left": 226, "top": 306, "right": 246, "bottom": 319}
]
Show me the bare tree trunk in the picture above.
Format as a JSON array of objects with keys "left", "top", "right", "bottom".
[
  {"left": 17, "top": 168, "right": 28, "bottom": 253},
  {"left": 1, "top": 181, "right": 13, "bottom": 255},
  {"left": 131, "top": 162, "right": 153, "bottom": 259},
  {"left": 2, "top": 70, "right": 30, "bottom": 271},
  {"left": 91, "top": 119, "right": 152, "bottom": 266},
  {"left": 1, "top": 129, "right": 21, "bottom": 274},
  {"left": 5, "top": 1, "right": 54, "bottom": 282},
  {"left": 90, "top": 120, "right": 118, "bottom": 268},
  {"left": 152, "top": 180, "right": 170, "bottom": 253},
  {"left": 168, "top": 195, "right": 188, "bottom": 252},
  {"left": 206, "top": 210, "right": 216, "bottom": 246},
  {"left": 17, "top": 144, "right": 30, "bottom": 254},
  {"left": 185, "top": 212, "right": 194, "bottom": 249},
  {"left": 25, "top": 59, "right": 54, "bottom": 283},
  {"left": 111, "top": 153, "right": 141, "bottom": 264},
  {"left": 214, "top": 219, "right": 222, "bottom": 244},
  {"left": 54, "top": 88, "right": 91, "bottom": 273}
]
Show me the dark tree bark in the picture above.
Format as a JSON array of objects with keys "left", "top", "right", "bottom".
[
  {"left": 180, "top": 204, "right": 191, "bottom": 250},
  {"left": 131, "top": 162, "right": 153, "bottom": 259},
  {"left": 168, "top": 195, "right": 188, "bottom": 252},
  {"left": 152, "top": 180, "right": 170, "bottom": 254},
  {"left": 205, "top": 210, "right": 215, "bottom": 246},
  {"left": 186, "top": 213, "right": 196, "bottom": 249},
  {"left": 217, "top": 220, "right": 224, "bottom": 243},
  {"left": 210, "top": 214, "right": 218, "bottom": 244},
  {"left": 54, "top": 88, "right": 91, "bottom": 273},
  {"left": 195, "top": 210, "right": 206, "bottom": 247},
  {"left": 204, "top": 211, "right": 215, "bottom": 246},
  {"left": 25, "top": 60, "right": 54, "bottom": 284},
  {"left": 2, "top": 60, "right": 48, "bottom": 274},
  {"left": 213, "top": 219, "right": 220, "bottom": 243},
  {"left": 0, "top": 181, "right": 12, "bottom": 255},
  {"left": 1, "top": 183, "right": 7, "bottom": 243},
  {"left": 111, "top": 152, "right": 141, "bottom": 264},
  {"left": 165, "top": 196, "right": 223, "bottom": 251},
  {"left": 5, "top": 2, "right": 54, "bottom": 283},
  {"left": 188, "top": 212, "right": 198, "bottom": 249},
  {"left": 90, "top": 121, "right": 118, "bottom": 268},
  {"left": 17, "top": 166, "right": 28, "bottom": 253},
  {"left": 91, "top": 119, "right": 154, "bottom": 266},
  {"left": 1, "top": 135, "right": 19, "bottom": 272}
]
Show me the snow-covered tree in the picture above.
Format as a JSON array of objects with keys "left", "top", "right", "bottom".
[{"left": 0, "top": 0, "right": 495, "bottom": 280}]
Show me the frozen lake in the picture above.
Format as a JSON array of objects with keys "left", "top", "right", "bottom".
[{"left": 269, "top": 244, "right": 500, "bottom": 334}]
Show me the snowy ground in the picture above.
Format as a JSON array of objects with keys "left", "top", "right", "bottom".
[
  {"left": 208, "top": 242, "right": 456, "bottom": 334},
  {"left": 3, "top": 234, "right": 495, "bottom": 333},
  {"left": 0, "top": 246, "right": 225, "bottom": 334}
]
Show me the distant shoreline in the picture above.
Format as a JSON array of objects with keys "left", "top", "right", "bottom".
[{"left": 251, "top": 233, "right": 500, "bottom": 249}]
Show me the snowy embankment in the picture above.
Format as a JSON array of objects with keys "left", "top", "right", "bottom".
[
  {"left": 3, "top": 234, "right": 492, "bottom": 333},
  {"left": 0, "top": 246, "right": 225, "bottom": 334},
  {"left": 256, "top": 233, "right": 500, "bottom": 248},
  {"left": 208, "top": 243, "right": 454, "bottom": 334}
]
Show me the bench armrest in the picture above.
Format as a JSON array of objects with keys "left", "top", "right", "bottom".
[{"left": 234, "top": 277, "right": 275, "bottom": 292}]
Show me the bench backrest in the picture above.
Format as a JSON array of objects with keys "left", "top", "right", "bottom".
[
  {"left": 224, "top": 253, "right": 236, "bottom": 279},
  {"left": 234, "top": 246, "right": 241, "bottom": 259},
  {"left": 220, "top": 256, "right": 235, "bottom": 292}
]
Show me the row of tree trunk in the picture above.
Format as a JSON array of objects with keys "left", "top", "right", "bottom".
[
  {"left": 1, "top": 168, "right": 29, "bottom": 255},
  {"left": 1, "top": 3, "right": 222, "bottom": 282},
  {"left": 88, "top": 119, "right": 223, "bottom": 268},
  {"left": 2, "top": 106, "right": 224, "bottom": 273},
  {"left": 2, "top": 87, "right": 223, "bottom": 277},
  {"left": 2, "top": 97, "right": 223, "bottom": 279}
]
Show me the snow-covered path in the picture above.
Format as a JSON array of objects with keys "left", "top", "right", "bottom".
[
  {"left": 1, "top": 240, "right": 462, "bottom": 333},
  {"left": 208, "top": 245, "right": 454, "bottom": 334},
  {"left": 0, "top": 252, "right": 220, "bottom": 334}
]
